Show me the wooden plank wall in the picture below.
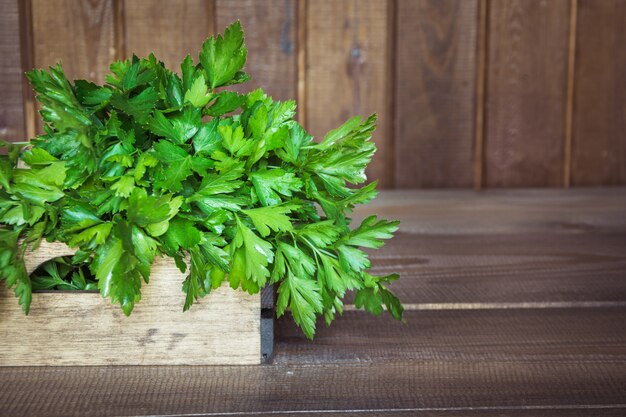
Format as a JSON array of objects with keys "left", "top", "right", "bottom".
[{"left": 1, "top": 0, "right": 625, "bottom": 188}]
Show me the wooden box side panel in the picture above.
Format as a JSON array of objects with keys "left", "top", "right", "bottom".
[{"left": 0, "top": 241, "right": 260, "bottom": 366}]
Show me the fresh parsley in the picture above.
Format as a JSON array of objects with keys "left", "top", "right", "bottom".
[{"left": 0, "top": 21, "right": 403, "bottom": 339}]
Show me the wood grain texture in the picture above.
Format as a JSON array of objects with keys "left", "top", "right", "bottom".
[
  {"left": 364, "top": 232, "right": 626, "bottom": 305},
  {"left": 0, "top": 0, "right": 25, "bottom": 142},
  {"left": 485, "top": 0, "right": 570, "bottom": 187},
  {"left": 31, "top": 0, "right": 116, "bottom": 83},
  {"left": 123, "top": 0, "right": 215, "bottom": 71},
  {"left": 571, "top": 0, "right": 626, "bottom": 185},
  {"left": 353, "top": 188, "right": 626, "bottom": 235},
  {"left": 306, "top": 0, "right": 393, "bottom": 187},
  {"left": 350, "top": 188, "right": 626, "bottom": 306},
  {"left": 1, "top": 354, "right": 625, "bottom": 416},
  {"left": 216, "top": 0, "right": 297, "bottom": 102},
  {"left": 0, "top": 241, "right": 260, "bottom": 366},
  {"left": 395, "top": 0, "right": 477, "bottom": 188},
  {"left": 275, "top": 308, "right": 626, "bottom": 365}
]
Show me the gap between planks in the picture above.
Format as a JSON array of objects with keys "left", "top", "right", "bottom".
[
  {"left": 343, "top": 300, "right": 626, "bottom": 311},
  {"left": 111, "top": 403, "right": 626, "bottom": 417},
  {"left": 473, "top": 0, "right": 488, "bottom": 190},
  {"left": 563, "top": 0, "right": 578, "bottom": 188}
]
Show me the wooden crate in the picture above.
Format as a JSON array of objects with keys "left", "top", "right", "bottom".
[{"left": 0, "top": 240, "right": 260, "bottom": 366}]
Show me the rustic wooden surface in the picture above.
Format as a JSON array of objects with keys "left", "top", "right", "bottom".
[
  {"left": 0, "top": 240, "right": 260, "bottom": 366},
  {"left": 485, "top": 0, "right": 570, "bottom": 187},
  {"left": 1, "top": 188, "right": 625, "bottom": 416},
  {"left": 395, "top": 0, "right": 477, "bottom": 188}
]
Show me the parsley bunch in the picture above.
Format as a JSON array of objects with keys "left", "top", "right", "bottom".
[{"left": 0, "top": 22, "right": 403, "bottom": 339}]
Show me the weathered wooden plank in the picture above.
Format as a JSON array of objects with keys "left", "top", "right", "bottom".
[
  {"left": 350, "top": 188, "right": 626, "bottom": 305},
  {"left": 31, "top": 0, "right": 116, "bottom": 83},
  {"left": 572, "top": 0, "right": 626, "bottom": 185},
  {"left": 216, "top": 0, "right": 297, "bottom": 102},
  {"left": 360, "top": 232, "right": 626, "bottom": 305},
  {"left": 275, "top": 308, "right": 626, "bottom": 364},
  {"left": 395, "top": 0, "right": 477, "bottom": 188},
  {"left": 0, "top": 241, "right": 260, "bottom": 366},
  {"left": 353, "top": 188, "right": 626, "bottom": 235},
  {"left": 123, "top": 0, "right": 215, "bottom": 71},
  {"left": 306, "top": 0, "right": 393, "bottom": 187},
  {"left": 485, "top": 0, "right": 570, "bottom": 187},
  {"left": 0, "top": 0, "right": 25, "bottom": 142},
  {"left": 1, "top": 348, "right": 625, "bottom": 416}
]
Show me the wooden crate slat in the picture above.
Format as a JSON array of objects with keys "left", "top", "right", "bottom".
[{"left": 0, "top": 240, "right": 260, "bottom": 366}]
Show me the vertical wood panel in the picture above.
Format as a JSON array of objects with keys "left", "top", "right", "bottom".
[
  {"left": 395, "top": 0, "right": 478, "bottom": 188},
  {"left": 18, "top": 0, "right": 36, "bottom": 141},
  {"left": 0, "top": 0, "right": 25, "bottom": 142},
  {"left": 485, "top": 0, "right": 570, "bottom": 187},
  {"left": 216, "top": 0, "right": 297, "bottom": 102},
  {"left": 572, "top": 0, "right": 626, "bottom": 185},
  {"left": 124, "top": 0, "right": 215, "bottom": 70},
  {"left": 306, "top": 0, "right": 393, "bottom": 188},
  {"left": 31, "top": 0, "right": 116, "bottom": 83}
]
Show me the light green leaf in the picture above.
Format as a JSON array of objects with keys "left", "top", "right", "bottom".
[
  {"left": 68, "top": 222, "right": 112, "bottom": 247},
  {"left": 242, "top": 205, "right": 294, "bottom": 237},
  {"left": 199, "top": 21, "right": 248, "bottom": 89},
  {"left": 343, "top": 215, "right": 400, "bottom": 249},
  {"left": 110, "top": 175, "right": 135, "bottom": 198},
  {"left": 11, "top": 182, "right": 64, "bottom": 205},
  {"left": 276, "top": 272, "right": 323, "bottom": 340},
  {"left": 184, "top": 73, "right": 213, "bottom": 107},
  {"left": 232, "top": 216, "right": 274, "bottom": 288}
]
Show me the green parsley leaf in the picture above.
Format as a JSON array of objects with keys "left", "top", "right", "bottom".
[
  {"left": 250, "top": 168, "right": 302, "bottom": 206},
  {"left": 343, "top": 215, "right": 399, "bottom": 248},
  {"left": 199, "top": 21, "right": 248, "bottom": 89},
  {"left": 110, "top": 87, "right": 158, "bottom": 123},
  {"left": 184, "top": 73, "right": 213, "bottom": 108},
  {"left": 231, "top": 216, "right": 274, "bottom": 288},
  {"left": 92, "top": 220, "right": 144, "bottom": 316},
  {"left": 241, "top": 205, "right": 294, "bottom": 237},
  {"left": 276, "top": 272, "right": 323, "bottom": 340},
  {"left": 162, "top": 217, "right": 202, "bottom": 252}
]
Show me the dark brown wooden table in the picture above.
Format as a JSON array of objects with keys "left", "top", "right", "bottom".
[{"left": 2, "top": 188, "right": 625, "bottom": 417}]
